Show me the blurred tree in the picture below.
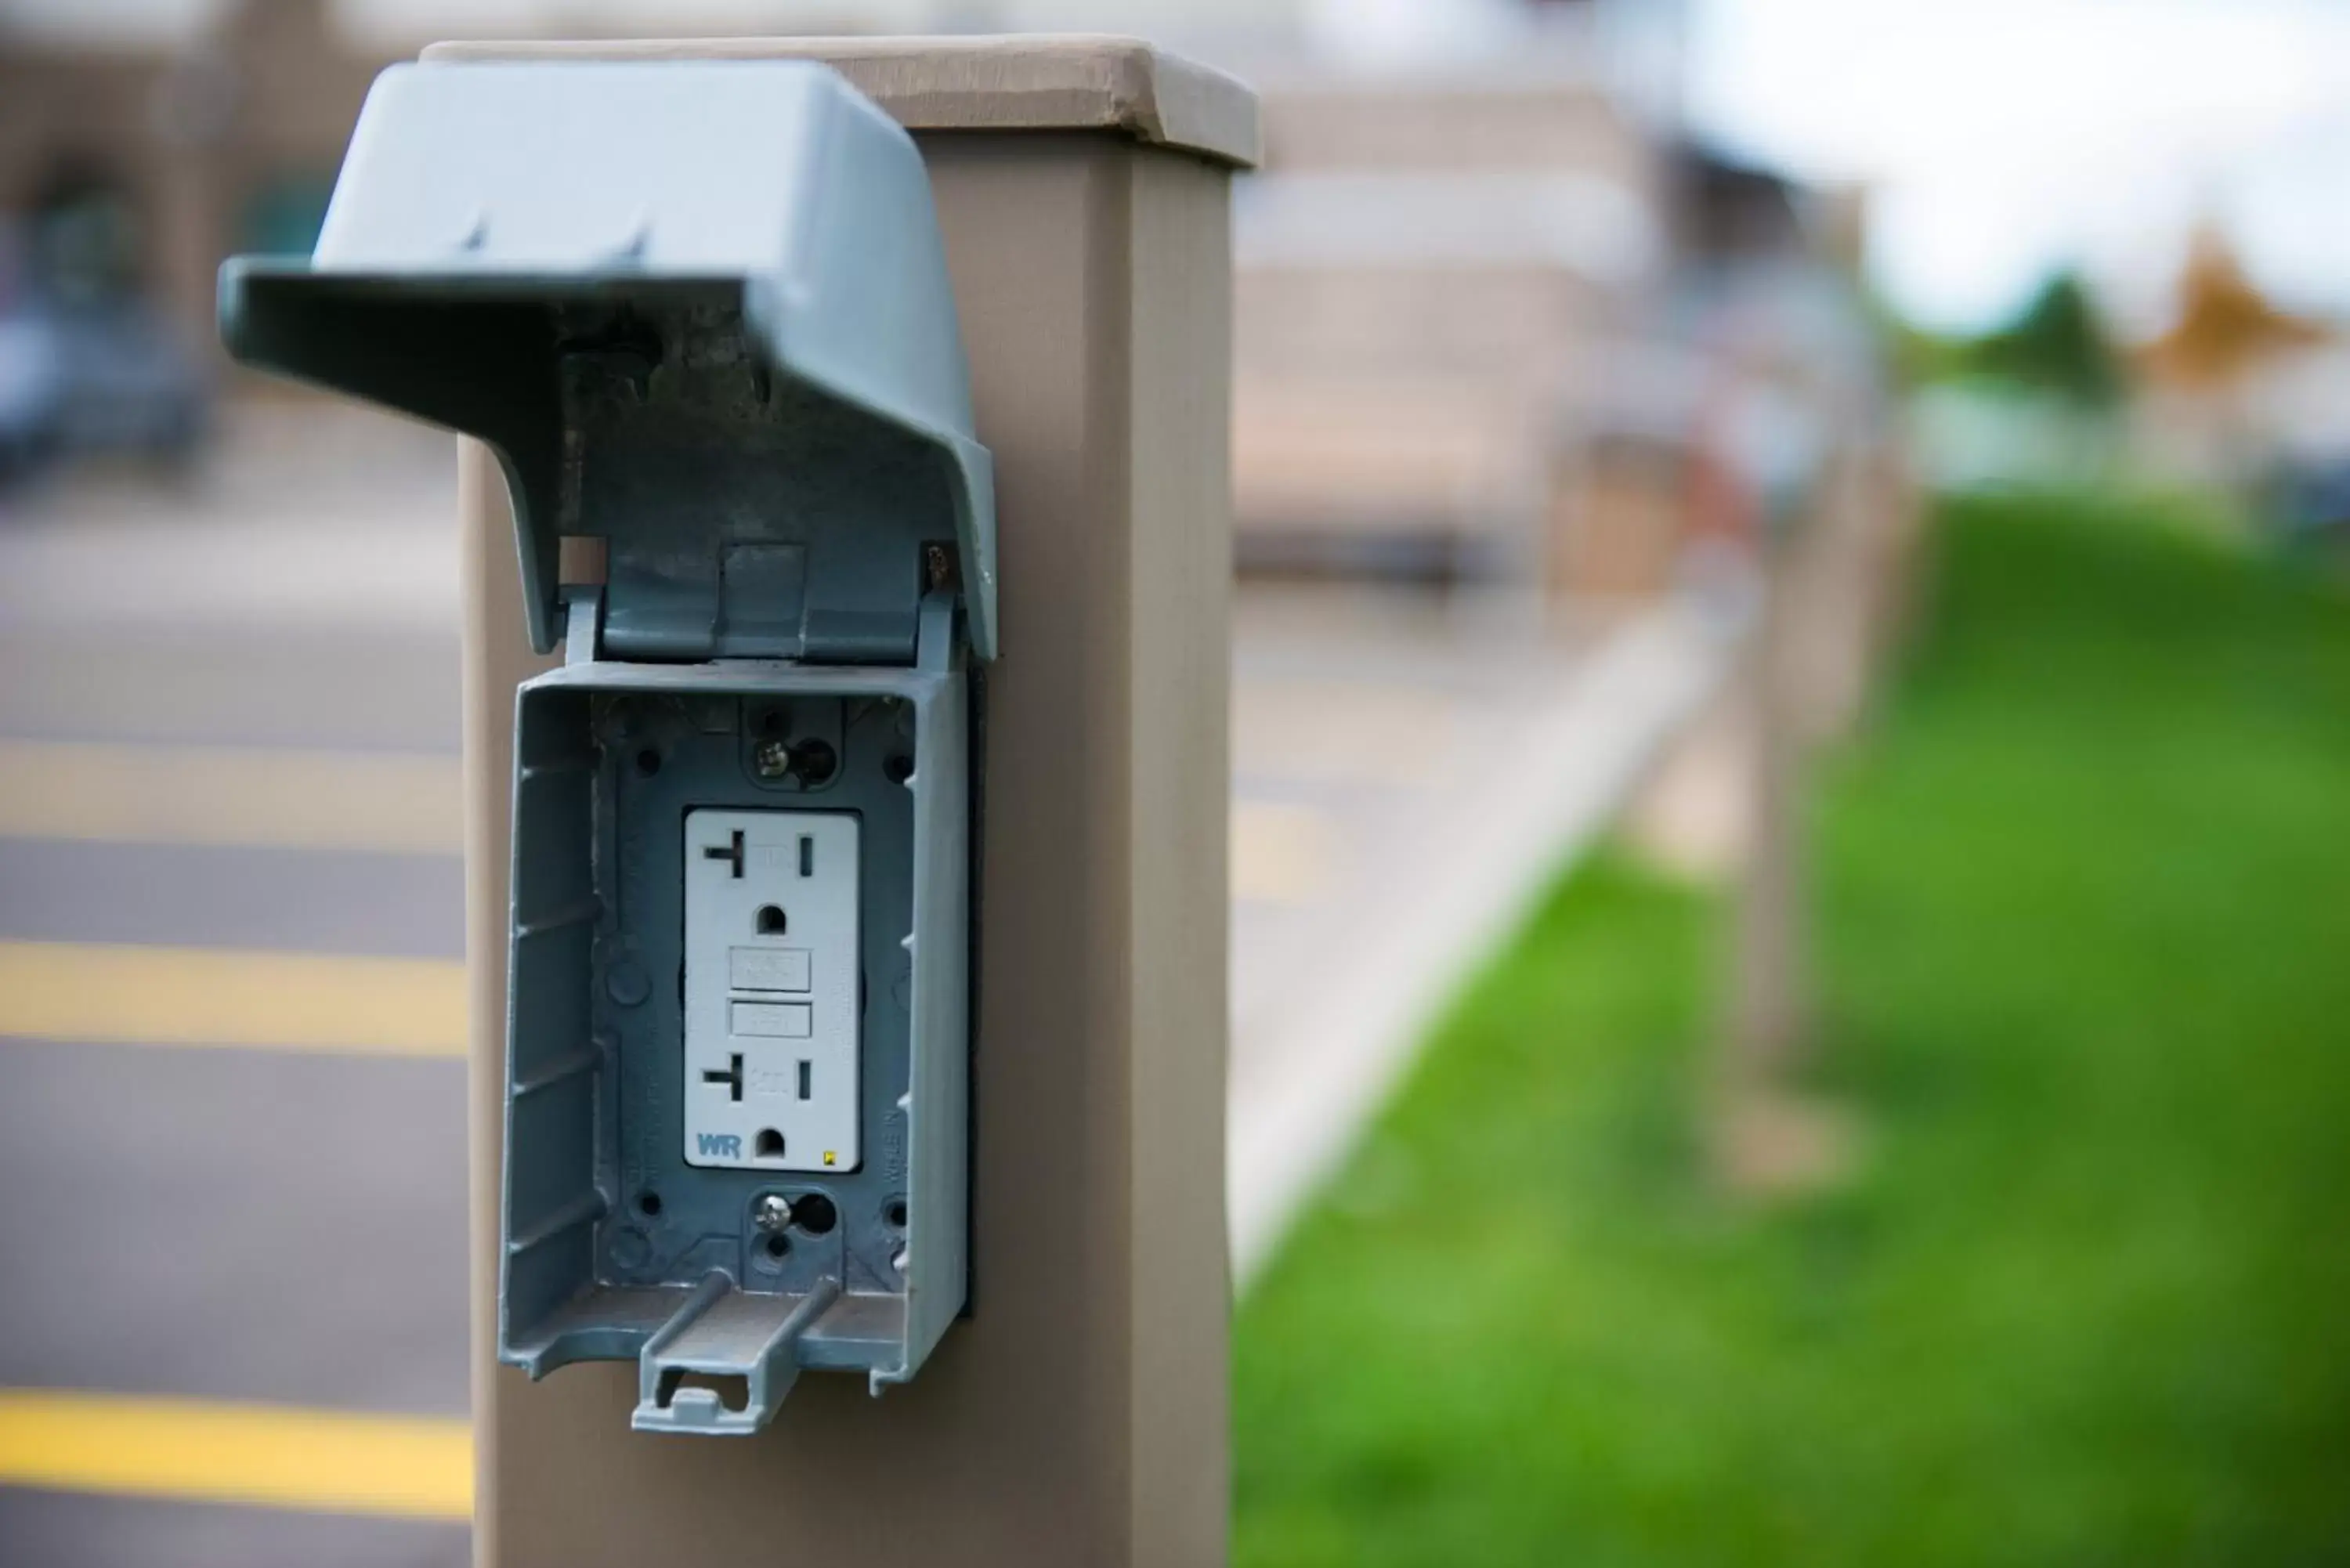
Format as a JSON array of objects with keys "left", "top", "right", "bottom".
[
  {"left": 1871, "top": 297, "right": 1965, "bottom": 390},
  {"left": 2140, "top": 226, "right": 2328, "bottom": 391},
  {"left": 1966, "top": 272, "right": 2124, "bottom": 409}
]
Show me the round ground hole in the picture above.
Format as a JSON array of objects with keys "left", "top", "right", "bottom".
[
  {"left": 790, "top": 738, "right": 837, "bottom": 786},
  {"left": 792, "top": 1193, "right": 838, "bottom": 1235}
]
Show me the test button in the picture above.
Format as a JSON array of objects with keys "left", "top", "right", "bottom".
[
  {"left": 731, "top": 947, "right": 812, "bottom": 992},
  {"left": 730, "top": 1001, "right": 814, "bottom": 1039}
]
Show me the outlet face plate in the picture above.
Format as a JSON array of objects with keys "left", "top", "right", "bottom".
[{"left": 683, "top": 808, "right": 861, "bottom": 1172}]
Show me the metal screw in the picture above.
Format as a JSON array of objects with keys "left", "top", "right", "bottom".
[
  {"left": 753, "top": 739, "right": 792, "bottom": 779},
  {"left": 753, "top": 1194, "right": 794, "bottom": 1234}
]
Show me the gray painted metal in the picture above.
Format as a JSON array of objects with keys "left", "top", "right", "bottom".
[
  {"left": 501, "top": 594, "right": 970, "bottom": 1434},
  {"left": 215, "top": 60, "right": 986, "bottom": 1433},
  {"left": 217, "top": 60, "right": 999, "bottom": 662}
]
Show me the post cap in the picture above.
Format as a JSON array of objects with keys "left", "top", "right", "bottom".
[{"left": 419, "top": 34, "right": 1260, "bottom": 168}]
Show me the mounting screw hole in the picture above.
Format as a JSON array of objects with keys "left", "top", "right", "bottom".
[
  {"left": 792, "top": 738, "right": 837, "bottom": 786},
  {"left": 883, "top": 1198, "right": 908, "bottom": 1229},
  {"left": 793, "top": 1193, "right": 838, "bottom": 1235},
  {"left": 763, "top": 1234, "right": 790, "bottom": 1261},
  {"left": 755, "top": 905, "right": 787, "bottom": 935},
  {"left": 634, "top": 748, "right": 662, "bottom": 777},
  {"left": 754, "top": 1128, "right": 786, "bottom": 1158},
  {"left": 637, "top": 1191, "right": 662, "bottom": 1217},
  {"left": 883, "top": 753, "right": 914, "bottom": 785}
]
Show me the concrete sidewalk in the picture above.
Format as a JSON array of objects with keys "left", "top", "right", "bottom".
[{"left": 1227, "top": 592, "right": 1735, "bottom": 1281}]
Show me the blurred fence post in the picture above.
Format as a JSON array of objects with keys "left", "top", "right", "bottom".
[
  {"left": 452, "top": 37, "right": 1256, "bottom": 1568},
  {"left": 1715, "top": 422, "right": 1918, "bottom": 1190},
  {"left": 1725, "top": 570, "right": 1812, "bottom": 1079}
]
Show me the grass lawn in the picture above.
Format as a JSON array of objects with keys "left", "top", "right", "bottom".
[{"left": 1232, "top": 493, "right": 2350, "bottom": 1567}]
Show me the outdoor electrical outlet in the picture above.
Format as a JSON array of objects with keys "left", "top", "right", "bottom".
[
  {"left": 684, "top": 808, "right": 862, "bottom": 1172},
  {"left": 226, "top": 58, "right": 984, "bottom": 1433}
]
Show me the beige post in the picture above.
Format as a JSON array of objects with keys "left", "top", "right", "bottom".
[
  {"left": 1711, "top": 425, "right": 1920, "bottom": 1194},
  {"left": 452, "top": 38, "right": 1256, "bottom": 1568}
]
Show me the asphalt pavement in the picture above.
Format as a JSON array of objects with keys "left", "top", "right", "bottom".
[{"left": 0, "top": 485, "right": 472, "bottom": 1561}]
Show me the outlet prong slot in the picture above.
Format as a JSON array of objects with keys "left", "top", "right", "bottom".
[
  {"left": 702, "top": 829, "right": 746, "bottom": 879},
  {"left": 703, "top": 1053, "right": 743, "bottom": 1102}
]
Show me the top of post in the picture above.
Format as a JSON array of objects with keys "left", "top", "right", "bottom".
[{"left": 420, "top": 34, "right": 1262, "bottom": 170}]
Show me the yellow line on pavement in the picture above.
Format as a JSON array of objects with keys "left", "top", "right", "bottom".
[
  {"left": 0, "top": 941, "right": 467, "bottom": 1057},
  {"left": 0, "top": 1389, "right": 470, "bottom": 1521},
  {"left": 0, "top": 739, "right": 461, "bottom": 854}
]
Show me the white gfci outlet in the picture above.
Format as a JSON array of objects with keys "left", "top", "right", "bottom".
[{"left": 682, "top": 808, "right": 861, "bottom": 1172}]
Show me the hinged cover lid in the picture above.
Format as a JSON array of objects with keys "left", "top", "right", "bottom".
[{"left": 220, "top": 60, "right": 997, "bottom": 661}]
